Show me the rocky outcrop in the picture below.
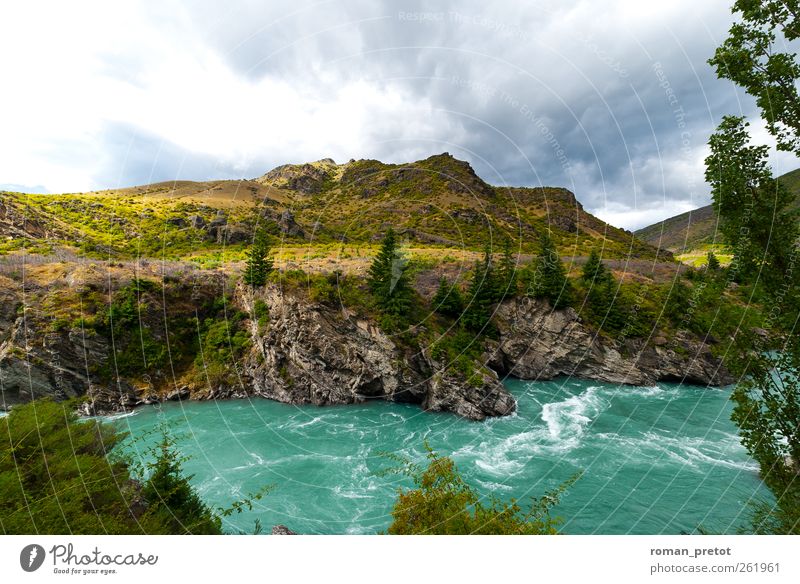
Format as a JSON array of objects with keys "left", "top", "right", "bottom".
[
  {"left": 255, "top": 160, "right": 337, "bottom": 195},
  {"left": 0, "top": 313, "right": 135, "bottom": 412},
  {"left": 0, "top": 271, "right": 732, "bottom": 419},
  {"left": 275, "top": 211, "right": 304, "bottom": 237},
  {"left": 233, "top": 286, "right": 515, "bottom": 420},
  {"left": 488, "top": 296, "right": 733, "bottom": 386}
]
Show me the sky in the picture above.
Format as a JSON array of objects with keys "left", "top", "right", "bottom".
[{"left": 0, "top": 0, "right": 797, "bottom": 230}]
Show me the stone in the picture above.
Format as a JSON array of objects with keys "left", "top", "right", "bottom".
[
  {"left": 188, "top": 215, "right": 206, "bottom": 228},
  {"left": 271, "top": 525, "right": 297, "bottom": 535},
  {"left": 166, "top": 387, "right": 190, "bottom": 401},
  {"left": 277, "top": 211, "right": 304, "bottom": 237}
]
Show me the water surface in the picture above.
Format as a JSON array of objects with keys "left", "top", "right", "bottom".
[{"left": 115, "top": 378, "right": 769, "bottom": 534}]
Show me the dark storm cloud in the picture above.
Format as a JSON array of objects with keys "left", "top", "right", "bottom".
[{"left": 51, "top": 0, "right": 786, "bottom": 228}]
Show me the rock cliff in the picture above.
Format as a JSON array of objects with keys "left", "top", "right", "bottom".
[
  {"left": 488, "top": 296, "right": 734, "bottom": 386},
  {"left": 0, "top": 275, "right": 733, "bottom": 419},
  {"left": 229, "top": 286, "right": 516, "bottom": 420}
]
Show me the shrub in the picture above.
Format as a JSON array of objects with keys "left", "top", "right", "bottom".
[{"left": 383, "top": 445, "right": 578, "bottom": 535}]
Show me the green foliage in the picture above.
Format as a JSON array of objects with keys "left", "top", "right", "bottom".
[
  {"left": 461, "top": 248, "right": 498, "bottom": 332},
  {"left": 577, "top": 249, "right": 618, "bottom": 332},
  {"left": 705, "top": 116, "right": 800, "bottom": 297},
  {"left": 96, "top": 279, "right": 170, "bottom": 378},
  {"left": 581, "top": 249, "right": 610, "bottom": 286},
  {"left": 367, "top": 228, "right": 414, "bottom": 318},
  {"left": 430, "top": 329, "right": 483, "bottom": 379},
  {"left": 383, "top": 445, "right": 578, "bottom": 535},
  {"left": 523, "top": 231, "right": 574, "bottom": 309},
  {"left": 195, "top": 308, "right": 251, "bottom": 388},
  {"left": 730, "top": 347, "right": 800, "bottom": 534},
  {"left": 706, "top": 250, "right": 721, "bottom": 271},
  {"left": 244, "top": 228, "right": 274, "bottom": 287},
  {"left": 139, "top": 431, "right": 222, "bottom": 534},
  {"left": 0, "top": 400, "right": 221, "bottom": 534},
  {"left": 431, "top": 277, "right": 464, "bottom": 318},
  {"left": 0, "top": 399, "right": 144, "bottom": 534},
  {"left": 495, "top": 237, "right": 519, "bottom": 300},
  {"left": 709, "top": 1, "right": 800, "bottom": 155},
  {"left": 707, "top": 13, "right": 800, "bottom": 532}
]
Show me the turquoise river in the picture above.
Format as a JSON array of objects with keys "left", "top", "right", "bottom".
[{"left": 113, "top": 377, "right": 770, "bottom": 534}]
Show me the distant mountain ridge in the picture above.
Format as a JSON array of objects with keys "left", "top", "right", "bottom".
[{"left": 635, "top": 167, "right": 800, "bottom": 253}]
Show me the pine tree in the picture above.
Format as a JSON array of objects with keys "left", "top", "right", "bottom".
[
  {"left": 581, "top": 249, "right": 610, "bottom": 286},
  {"left": 528, "top": 231, "right": 573, "bottom": 309},
  {"left": 706, "top": 250, "right": 721, "bottom": 271},
  {"left": 432, "top": 277, "right": 464, "bottom": 318},
  {"left": 367, "top": 228, "right": 413, "bottom": 316},
  {"left": 462, "top": 249, "right": 496, "bottom": 331},
  {"left": 243, "top": 228, "right": 274, "bottom": 287},
  {"left": 495, "top": 237, "right": 518, "bottom": 301}
]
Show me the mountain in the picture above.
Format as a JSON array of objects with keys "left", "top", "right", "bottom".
[
  {"left": 1, "top": 153, "right": 665, "bottom": 260},
  {"left": 635, "top": 167, "right": 800, "bottom": 253}
]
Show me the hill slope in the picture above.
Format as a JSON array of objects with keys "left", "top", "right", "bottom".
[
  {"left": 635, "top": 168, "right": 800, "bottom": 253},
  {"left": 1, "top": 153, "right": 665, "bottom": 260}
]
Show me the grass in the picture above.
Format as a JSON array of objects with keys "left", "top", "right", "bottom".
[{"left": 675, "top": 244, "right": 734, "bottom": 267}]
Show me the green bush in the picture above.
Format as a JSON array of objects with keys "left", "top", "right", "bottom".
[
  {"left": 0, "top": 400, "right": 220, "bottom": 534},
  {"left": 384, "top": 445, "right": 578, "bottom": 535}
]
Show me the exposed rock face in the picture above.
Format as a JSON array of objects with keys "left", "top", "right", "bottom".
[
  {"left": 0, "top": 312, "right": 135, "bottom": 413},
  {"left": 216, "top": 223, "right": 251, "bottom": 244},
  {"left": 489, "top": 297, "right": 733, "bottom": 386},
  {"left": 255, "top": 160, "right": 337, "bottom": 195},
  {"left": 0, "top": 273, "right": 732, "bottom": 419},
  {"left": 234, "top": 286, "right": 515, "bottom": 420},
  {"left": 277, "top": 211, "right": 304, "bottom": 237}
]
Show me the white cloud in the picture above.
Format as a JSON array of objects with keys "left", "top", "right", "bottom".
[{"left": 0, "top": 0, "right": 792, "bottom": 232}]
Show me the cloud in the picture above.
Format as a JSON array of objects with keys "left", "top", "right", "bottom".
[{"left": 0, "top": 0, "right": 790, "bottom": 228}]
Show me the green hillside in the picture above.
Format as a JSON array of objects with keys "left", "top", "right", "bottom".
[
  {"left": 635, "top": 167, "right": 800, "bottom": 254},
  {"left": 1, "top": 153, "right": 664, "bottom": 262}
]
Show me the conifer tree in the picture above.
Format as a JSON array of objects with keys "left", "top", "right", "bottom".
[
  {"left": 495, "top": 237, "right": 518, "bottom": 301},
  {"left": 706, "top": 250, "right": 721, "bottom": 271},
  {"left": 367, "top": 228, "right": 413, "bottom": 316},
  {"left": 462, "top": 248, "right": 496, "bottom": 331},
  {"left": 581, "top": 249, "right": 610, "bottom": 286},
  {"left": 528, "top": 231, "right": 573, "bottom": 309},
  {"left": 243, "top": 228, "right": 274, "bottom": 287},
  {"left": 432, "top": 276, "right": 464, "bottom": 318}
]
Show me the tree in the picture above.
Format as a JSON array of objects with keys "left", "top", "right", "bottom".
[
  {"left": 495, "top": 237, "right": 518, "bottom": 301},
  {"left": 706, "top": 250, "right": 721, "bottom": 271},
  {"left": 140, "top": 432, "right": 222, "bottom": 534},
  {"left": 581, "top": 249, "right": 611, "bottom": 286},
  {"left": 367, "top": 228, "right": 413, "bottom": 317},
  {"left": 706, "top": 116, "right": 799, "bottom": 292},
  {"left": 706, "top": 119, "right": 800, "bottom": 533},
  {"left": 383, "top": 445, "right": 577, "bottom": 535},
  {"left": 707, "top": 9, "right": 800, "bottom": 531},
  {"left": 432, "top": 277, "right": 464, "bottom": 318},
  {"left": 526, "top": 231, "right": 573, "bottom": 309},
  {"left": 0, "top": 399, "right": 221, "bottom": 534},
  {"left": 709, "top": 1, "right": 800, "bottom": 155},
  {"left": 243, "top": 228, "right": 274, "bottom": 287},
  {"left": 462, "top": 247, "right": 497, "bottom": 332}
]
